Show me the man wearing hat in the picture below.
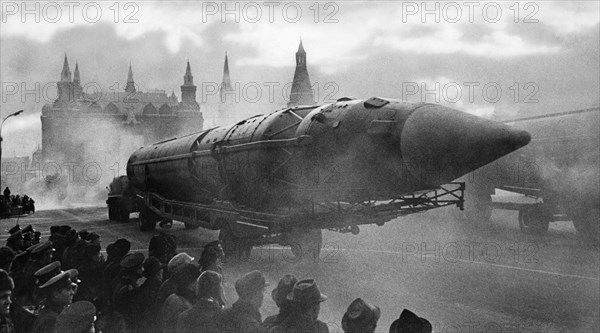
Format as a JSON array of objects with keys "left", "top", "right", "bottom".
[
  {"left": 161, "top": 263, "right": 200, "bottom": 333},
  {"left": 111, "top": 252, "right": 145, "bottom": 332},
  {"left": 61, "top": 229, "right": 81, "bottom": 270},
  {"left": 20, "top": 225, "right": 34, "bottom": 249},
  {"left": 270, "top": 279, "right": 329, "bottom": 333},
  {"left": 0, "top": 248, "right": 15, "bottom": 273},
  {"left": 264, "top": 274, "right": 298, "bottom": 330},
  {"left": 54, "top": 301, "right": 96, "bottom": 333},
  {"left": 149, "top": 231, "right": 177, "bottom": 267},
  {"left": 342, "top": 298, "right": 380, "bottom": 333},
  {"left": 1, "top": 269, "right": 35, "bottom": 333},
  {"left": 74, "top": 243, "right": 103, "bottom": 303},
  {"left": 1, "top": 269, "right": 15, "bottom": 333},
  {"left": 48, "top": 226, "right": 67, "bottom": 262},
  {"left": 156, "top": 252, "right": 195, "bottom": 308},
  {"left": 31, "top": 268, "right": 79, "bottom": 333},
  {"left": 14, "top": 241, "right": 53, "bottom": 305},
  {"left": 177, "top": 270, "right": 225, "bottom": 333},
  {"left": 389, "top": 309, "right": 432, "bottom": 333},
  {"left": 33, "top": 262, "right": 62, "bottom": 304},
  {"left": 218, "top": 270, "right": 269, "bottom": 333},
  {"left": 101, "top": 238, "right": 131, "bottom": 309},
  {"left": 134, "top": 257, "right": 164, "bottom": 333},
  {"left": 199, "top": 241, "right": 225, "bottom": 275},
  {"left": 5, "top": 230, "right": 23, "bottom": 254}
]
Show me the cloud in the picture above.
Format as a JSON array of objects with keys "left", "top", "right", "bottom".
[
  {"left": 1, "top": 2, "right": 213, "bottom": 52},
  {"left": 536, "top": 2, "right": 600, "bottom": 35}
]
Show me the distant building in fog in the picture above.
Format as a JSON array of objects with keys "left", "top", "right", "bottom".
[
  {"left": 41, "top": 55, "right": 203, "bottom": 182},
  {"left": 288, "top": 40, "right": 314, "bottom": 107}
]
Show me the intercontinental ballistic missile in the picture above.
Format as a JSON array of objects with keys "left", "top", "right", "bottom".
[
  {"left": 127, "top": 97, "right": 530, "bottom": 208},
  {"left": 111, "top": 97, "right": 530, "bottom": 256}
]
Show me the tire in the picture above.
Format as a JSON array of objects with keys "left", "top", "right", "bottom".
[
  {"left": 139, "top": 208, "right": 156, "bottom": 232},
  {"left": 184, "top": 222, "right": 200, "bottom": 230},
  {"left": 289, "top": 229, "right": 323, "bottom": 262},
  {"left": 519, "top": 206, "right": 550, "bottom": 235},
  {"left": 573, "top": 208, "right": 600, "bottom": 246},
  {"left": 108, "top": 204, "right": 115, "bottom": 221},
  {"left": 219, "top": 222, "right": 252, "bottom": 261},
  {"left": 118, "top": 206, "right": 129, "bottom": 223}
]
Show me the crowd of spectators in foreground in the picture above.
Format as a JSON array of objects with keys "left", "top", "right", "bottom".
[{"left": 1, "top": 223, "right": 431, "bottom": 333}]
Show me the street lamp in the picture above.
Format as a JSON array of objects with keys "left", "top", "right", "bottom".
[{"left": 1, "top": 109, "right": 24, "bottom": 193}]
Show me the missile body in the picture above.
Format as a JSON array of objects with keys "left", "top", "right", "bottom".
[{"left": 127, "top": 97, "right": 530, "bottom": 210}]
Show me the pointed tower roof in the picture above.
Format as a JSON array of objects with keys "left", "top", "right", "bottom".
[
  {"left": 219, "top": 52, "right": 234, "bottom": 114},
  {"left": 288, "top": 41, "right": 313, "bottom": 107},
  {"left": 220, "top": 52, "right": 232, "bottom": 90},
  {"left": 125, "top": 62, "right": 136, "bottom": 93},
  {"left": 127, "top": 63, "right": 134, "bottom": 83},
  {"left": 61, "top": 53, "right": 72, "bottom": 82},
  {"left": 73, "top": 62, "right": 80, "bottom": 83},
  {"left": 224, "top": 52, "right": 230, "bottom": 75},
  {"left": 297, "top": 39, "right": 305, "bottom": 53},
  {"left": 183, "top": 60, "right": 194, "bottom": 86},
  {"left": 62, "top": 54, "right": 70, "bottom": 72},
  {"left": 185, "top": 59, "right": 192, "bottom": 75}
]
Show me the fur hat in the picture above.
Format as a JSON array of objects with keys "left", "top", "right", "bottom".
[
  {"left": 0, "top": 269, "right": 15, "bottom": 291},
  {"left": 342, "top": 298, "right": 381, "bottom": 332}
]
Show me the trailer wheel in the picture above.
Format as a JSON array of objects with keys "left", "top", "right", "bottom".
[
  {"left": 108, "top": 204, "right": 115, "bottom": 221},
  {"left": 139, "top": 208, "right": 156, "bottom": 231},
  {"left": 118, "top": 206, "right": 129, "bottom": 223},
  {"left": 519, "top": 206, "right": 550, "bottom": 234},
  {"left": 184, "top": 222, "right": 200, "bottom": 230},
  {"left": 289, "top": 229, "right": 323, "bottom": 262},
  {"left": 573, "top": 208, "right": 600, "bottom": 246},
  {"left": 219, "top": 222, "right": 252, "bottom": 261}
]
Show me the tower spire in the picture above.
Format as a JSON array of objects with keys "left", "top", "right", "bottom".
[
  {"left": 181, "top": 60, "right": 198, "bottom": 108},
  {"left": 219, "top": 52, "right": 235, "bottom": 117},
  {"left": 298, "top": 38, "right": 305, "bottom": 53},
  {"left": 61, "top": 53, "right": 72, "bottom": 82},
  {"left": 125, "top": 62, "right": 136, "bottom": 93},
  {"left": 184, "top": 60, "right": 193, "bottom": 86},
  {"left": 288, "top": 40, "right": 314, "bottom": 107},
  {"left": 73, "top": 62, "right": 80, "bottom": 83}
]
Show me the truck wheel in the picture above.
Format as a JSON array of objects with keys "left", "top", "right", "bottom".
[
  {"left": 219, "top": 222, "right": 251, "bottom": 261},
  {"left": 184, "top": 222, "right": 200, "bottom": 230},
  {"left": 108, "top": 204, "right": 115, "bottom": 221},
  {"left": 139, "top": 208, "right": 156, "bottom": 232},
  {"left": 289, "top": 229, "right": 323, "bottom": 262},
  {"left": 118, "top": 206, "right": 129, "bottom": 223},
  {"left": 519, "top": 206, "right": 550, "bottom": 235},
  {"left": 573, "top": 208, "right": 600, "bottom": 246}
]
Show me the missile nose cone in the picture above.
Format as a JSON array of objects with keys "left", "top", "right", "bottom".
[{"left": 400, "top": 104, "right": 531, "bottom": 187}]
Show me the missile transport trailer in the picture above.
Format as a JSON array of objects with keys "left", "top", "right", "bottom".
[
  {"left": 459, "top": 107, "right": 600, "bottom": 244},
  {"left": 107, "top": 97, "right": 530, "bottom": 258}
]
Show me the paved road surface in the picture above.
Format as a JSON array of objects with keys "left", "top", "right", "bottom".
[{"left": 1, "top": 205, "right": 598, "bottom": 333}]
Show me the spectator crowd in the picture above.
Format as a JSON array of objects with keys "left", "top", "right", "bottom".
[{"left": 1, "top": 223, "right": 431, "bottom": 333}]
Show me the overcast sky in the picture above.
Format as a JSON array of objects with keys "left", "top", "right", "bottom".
[{"left": 1, "top": 1, "right": 599, "bottom": 157}]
